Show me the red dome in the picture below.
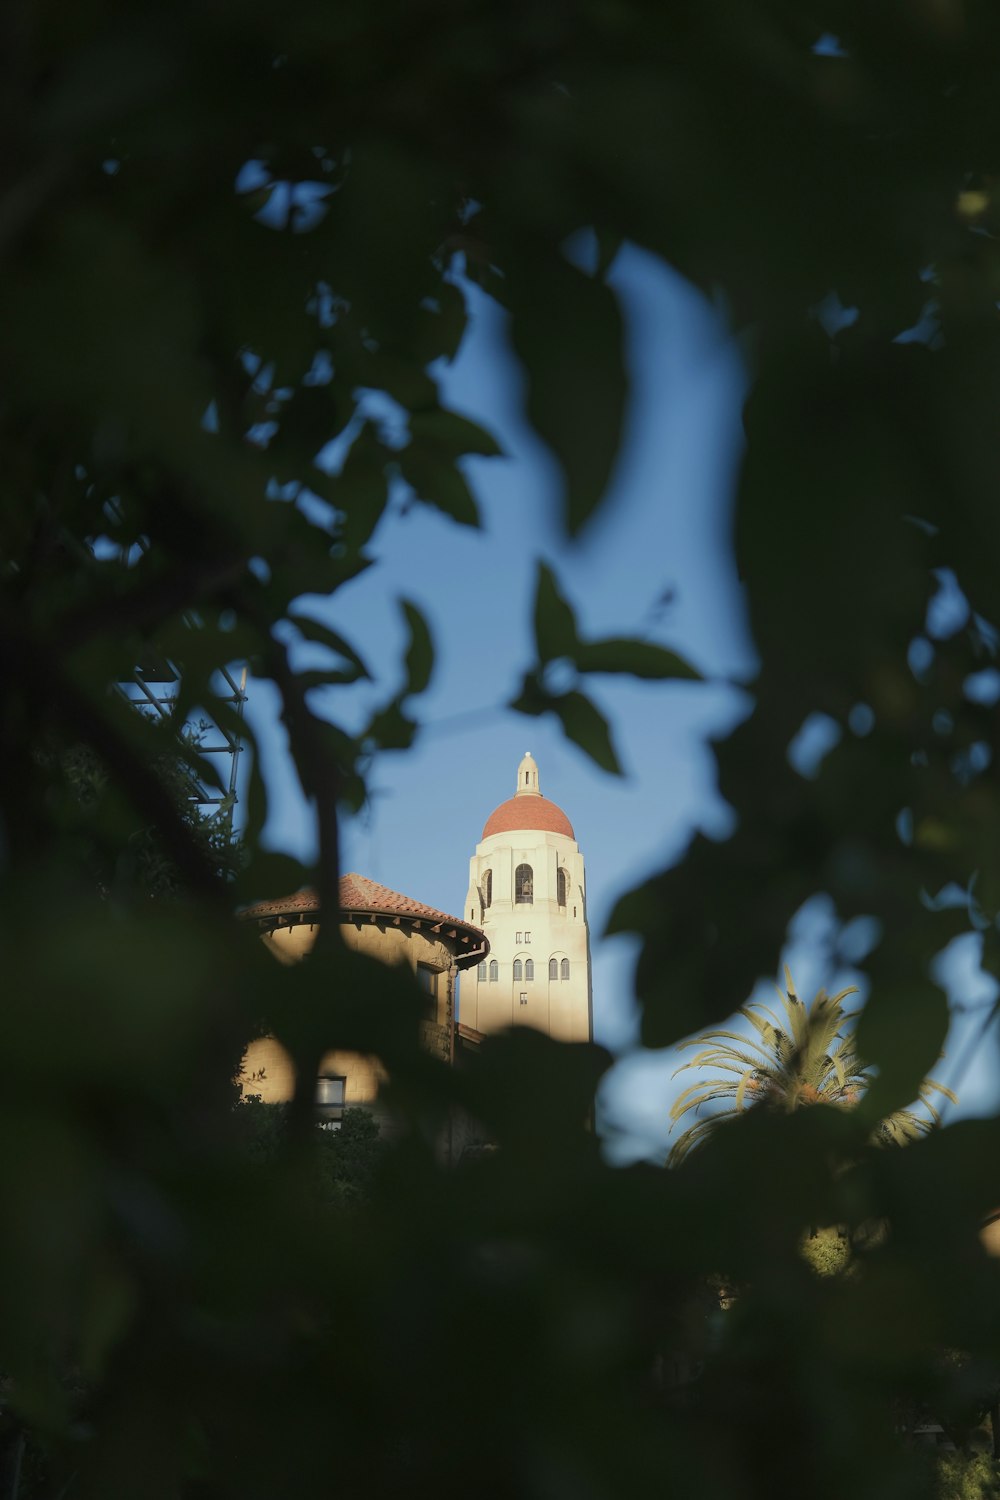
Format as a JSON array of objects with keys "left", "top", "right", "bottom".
[{"left": 482, "top": 796, "right": 575, "bottom": 841}]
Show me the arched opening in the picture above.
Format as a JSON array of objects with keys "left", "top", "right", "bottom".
[
  {"left": 513, "top": 959, "right": 523, "bottom": 982},
  {"left": 481, "top": 870, "right": 492, "bottom": 908},
  {"left": 477, "top": 962, "right": 486, "bottom": 981},
  {"left": 548, "top": 957, "right": 558, "bottom": 981},
  {"left": 525, "top": 959, "right": 534, "bottom": 981},
  {"left": 488, "top": 959, "right": 498, "bottom": 982},
  {"left": 561, "top": 958, "right": 570, "bottom": 980},
  {"left": 515, "top": 863, "right": 533, "bottom": 904},
  {"left": 557, "top": 867, "right": 568, "bottom": 907}
]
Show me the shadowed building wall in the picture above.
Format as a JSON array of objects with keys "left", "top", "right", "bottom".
[{"left": 239, "top": 874, "right": 488, "bottom": 1129}]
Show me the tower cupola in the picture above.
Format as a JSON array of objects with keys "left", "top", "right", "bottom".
[{"left": 515, "top": 751, "right": 541, "bottom": 797}]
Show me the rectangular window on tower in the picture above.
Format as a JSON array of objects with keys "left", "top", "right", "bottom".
[
  {"left": 516, "top": 932, "right": 522, "bottom": 944},
  {"left": 315, "top": 1076, "right": 346, "bottom": 1130},
  {"left": 524, "top": 932, "right": 531, "bottom": 943},
  {"left": 519, "top": 993, "right": 528, "bottom": 1006}
]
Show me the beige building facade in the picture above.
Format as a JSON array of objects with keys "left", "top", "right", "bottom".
[
  {"left": 463, "top": 753, "right": 592, "bottom": 1043},
  {"left": 239, "top": 874, "right": 488, "bottom": 1127}
]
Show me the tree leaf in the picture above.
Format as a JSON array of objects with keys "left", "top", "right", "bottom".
[
  {"left": 401, "top": 599, "right": 433, "bottom": 698},
  {"left": 288, "top": 613, "right": 370, "bottom": 679},
  {"left": 270, "top": 385, "right": 344, "bottom": 463},
  {"left": 509, "top": 670, "right": 547, "bottom": 718},
  {"left": 363, "top": 697, "right": 417, "bottom": 752},
  {"left": 533, "top": 562, "right": 578, "bottom": 663},
  {"left": 574, "top": 637, "right": 701, "bottom": 681},
  {"left": 399, "top": 449, "right": 480, "bottom": 528},
  {"left": 551, "top": 690, "right": 622, "bottom": 776},
  {"left": 331, "top": 422, "right": 393, "bottom": 554},
  {"left": 408, "top": 409, "right": 503, "bottom": 459},
  {"left": 294, "top": 667, "right": 367, "bottom": 693},
  {"left": 507, "top": 249, "right": 627, "bottom": 534}
]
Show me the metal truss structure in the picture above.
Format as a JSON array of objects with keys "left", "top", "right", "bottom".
[{"left": 117, "top": 661, "right": 248, "bottom": 825}]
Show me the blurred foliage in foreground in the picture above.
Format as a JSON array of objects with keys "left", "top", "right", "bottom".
[{"left": 4, "top": 2, "right": 1000, "bottom": 1497}]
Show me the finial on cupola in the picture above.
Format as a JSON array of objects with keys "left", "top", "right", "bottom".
[{"left": 515, "top": 751, "right": 541, "bottom": 797}]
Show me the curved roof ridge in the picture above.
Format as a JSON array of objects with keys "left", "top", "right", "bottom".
[{"left": 241, "top": 873, "right": 478, "bottom": 934}]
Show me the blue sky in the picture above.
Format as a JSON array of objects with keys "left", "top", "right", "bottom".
[{"left": 239, "top": 244, "right": 1000, "bottom": 1161}]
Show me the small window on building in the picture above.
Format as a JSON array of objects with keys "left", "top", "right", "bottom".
[
  {"left": 482, "top": 870, "right": 492, "bottom": 909},
  {"left": 515, "top": 863, "right": 533, "bottom": 904},
  {"left": 513, "top": 959, "right": 523, "bottom": 981},
  {"left": 416, "top": 963, "right": 438, "bottom": 1018},
  {"left": 516, "top": 931, "right": 522, "bottom": 944},
  {"left": 548, "top": 958, "right": 558, "bottom": 981},
  {"left": 557, "top": 867, "right": 568, "bottom": 907},
  {"left": 573, "top": 905, "right": 577, "bottom": 918},
  {"left": 477, "top": 962, "right": 486, "bottom": 981},
  {"left": 315, "top": 1075, "right": 345, "bottom": 1130},
  {"left": 520, "top": 992, "right": 528, "bottom": 1006},
  {"left": 525, "top": 959, "right": 534, "bottom": 981},
  {"left": 489, "top": 960, "right": 498, "bottom": 982},
  {"left": 561, "top": 958, "right": 570, "bottom": 980},
  {"left": 524, "top": 932, "right": 531, "bottom": 943}
]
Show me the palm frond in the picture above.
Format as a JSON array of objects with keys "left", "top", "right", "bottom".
[{"left": 667, "top": 973, "right": 953, "bottom": 1165}]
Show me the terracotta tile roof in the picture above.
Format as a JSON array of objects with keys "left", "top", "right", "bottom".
[
  {"left": 338, "top": 873, "right": 472, "bottom": 929},
  {"left": 241, "top": 888, "right": 321, "bottom": 918},
  {"left": 240, "top": 874, "right": 487, "bottom": 952},
  {"left": 482, "top": 796, "right": 575, "bottom": 841}
]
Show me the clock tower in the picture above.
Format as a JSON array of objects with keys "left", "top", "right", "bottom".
[{"left": 463, "top": 754, "right": 592, "bottom": 1043}]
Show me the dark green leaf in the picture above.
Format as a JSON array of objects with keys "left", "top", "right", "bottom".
[
  {"left": 574, "top": 637, "right": 701, "bottom": 681},
  {"left": 856, "top": 977, "right": 950, "bottom": 1123},
  {"left": 270, "top": 385, "right": 345, "bottom": 462},
  {"left": 398, "top": 446, "right": 480, "bottom": 528},
  {"left": 507, "top": 249, "right": 627, "bottom": 534},
  {"left": 293, "top": 667, "right": 367, "bottom": 693},
  {"left": 233, "top": 853, "right": 311, "bottom": 910},
  {"left": 553, "top": 690, "right": 622, "bottom": 775},
  {"left": 408, "top": 409, "right": 503, "bottom": 459},
  {"left": 594, "top": 226, "right": 623, "bottom": 280},
  {"left": 509, "top": 670, "right": 547, "bottom": 717},
  {"left": 401, "top": 599, "right": 433, "bottom": 698},
  {"left": 364, "top": 698, "right": 417, "bottom": 752},
  {"left": 288, "top": 613, "right": 370, "bottom": 679},
  {"left": 533, "top": 562, "right": 578, "bottom": 663},
  {"left": 332, "top": 423, "right": 393, "bottom": 554}
]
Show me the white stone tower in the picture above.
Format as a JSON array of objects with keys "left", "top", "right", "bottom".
[{"left": 463, "top": 753, "right": 592, "bottom": 1043}]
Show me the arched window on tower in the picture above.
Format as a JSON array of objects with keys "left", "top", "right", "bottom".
[
  {"left": 481, "top": 870, "right": 492, "bottom": 909},
  {"left": 548, "top": 957, "right": 558, "bottom": 981},
  {"left": 561, "top": 958, "right": 570, "bottom": 980},
  {"left": 525, "top": 959, "right": 534, "bottom": 981},
  {"left": 515, "top": 863, "right": 533, "bottom": 904},
  {"left": 557, "top": 867, "right": 568, "bottom": 907},
  {"left": 477, "top": 962, "right": 486, "bottom": 981},
  {"left": 489, "top": 959, "right": 498, "bottom": 982},
  {"left": 513, "top": 959, "right": 523, "bottom": 981}
]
